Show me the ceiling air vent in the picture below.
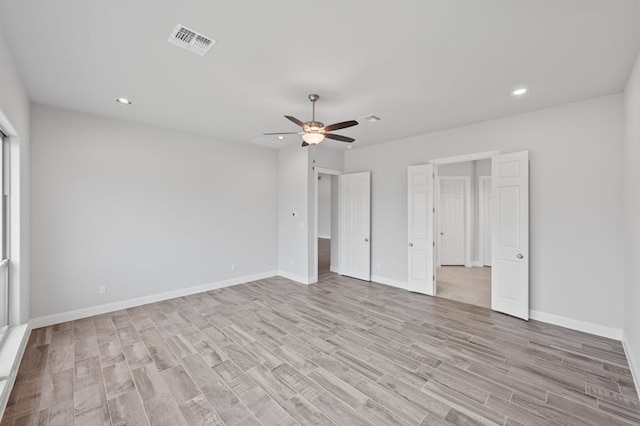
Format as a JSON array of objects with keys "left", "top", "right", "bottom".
[
  {"left": 359, "top": 114, "right": 382, "bottom": 123},
  {"left": 168, "top": 24, "right": 216, "bottom": 56}
]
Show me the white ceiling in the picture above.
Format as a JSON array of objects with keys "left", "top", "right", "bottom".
[{"left": 0, "top": 0, "right": 638, "bottom": 150}]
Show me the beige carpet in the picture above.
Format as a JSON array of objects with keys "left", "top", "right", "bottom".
[{"left": 436, "top": 266, "right": 491, "bottom": 309}]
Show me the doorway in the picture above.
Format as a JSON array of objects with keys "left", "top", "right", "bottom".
[
  {"left": 314, "top": 168, "right": 344, "bottom": 282},
  {"left": 435, "top": 160, "right": 491, "bottom": 308},
  {"left": 317, "top": 173, "right": 334, "bottom": 280},
  {"left": 407, "top": 150, "right": 529, "bottom": 319}
]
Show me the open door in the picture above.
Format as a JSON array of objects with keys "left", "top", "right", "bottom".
[
  {"left": 407, "top": 165, "right": 435, "bottom": 295},
  {"left": 491, "top": 151, "right": 529, "bottom": 320},
  {"left": 339, "top": 172, "right": 371, "bottom": 281}
]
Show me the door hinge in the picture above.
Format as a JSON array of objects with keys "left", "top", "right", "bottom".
[
  {"left": 433, "top": 241, "right": 435, "bottom": 247},
  {"left": 433, "top": 275, "right": 435, "bottom": 281},
  {"left": 433, "top": 207, "right": 435, "bottom": 212}
]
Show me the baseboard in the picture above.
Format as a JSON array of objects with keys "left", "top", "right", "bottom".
[
  {"left": 622, "top": 331, "right": 640, "bottom": 401},
  {"left": 471, "top": 261, "right": 484, "bottom": 267},
  {"left": 318, "top": 235, "right": 331, "bottom": 239},
  {"left": 529, "top": 309, "right": 623, "bottom": 341},
  {"left": 30, "top": 271, "right": 278, "bottom": 329},
  {"left": 371, "top": 275, "right": 407, "bottom": 291},
  {"left": 277, "top": 271, "right": 313, "bottom": 285},
  {"left": 0, "top": 324, "right": 31, "bottom": 420},
  {"left": 366, "top": 277, "right": 623, "bottom": 342},
  {"left": 329, "top": 266, "right": 340, "bottom": 274}
]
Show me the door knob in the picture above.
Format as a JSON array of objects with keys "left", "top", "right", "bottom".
[
  {"left": 517, "top": 253, "right": 524, "bottom": 259},
  {"left": 408, "top": 243, "right": 414, "bottom": 247},
  {"left": 364, "top": 238, "right": 369, "bottom": 242},
  {"left": 440, "top": 232, "right": 444, "bottom": 235}
]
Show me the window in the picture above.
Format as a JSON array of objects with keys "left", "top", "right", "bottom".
[{"left": 0, "top": 130, "right": 8, "bottom": 335}]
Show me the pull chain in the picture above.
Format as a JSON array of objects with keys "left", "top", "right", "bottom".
[{"left": 312, "top": 145, "right": 316, "bottom": 171}]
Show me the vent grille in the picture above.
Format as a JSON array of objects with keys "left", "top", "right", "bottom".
[
  {"left": 168, "top": 24, "right": 216, "bottom": 56},
  {"left": 359, "top": 114, "right": 382, "bottom": 123}
]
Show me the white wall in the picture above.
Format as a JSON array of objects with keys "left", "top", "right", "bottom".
[
  {"left": 346, "top": 94, "right": 625, "bottom": 330},
  {"left": 624, "top": 50, "right": 640, "bottom": 390},
  {"left": 30, "top": 105, "right": 278, "bottom": 318},
  {"left": 278, "top": 146, "right": 311, "bottom": 282},
  {"left": 314, "top": 146, "right": 344, "bottom": 171},
  {"left": 278, "top": 145, "right": 344, "bottom": 284},
  {"left": 0, "top": 28, "right": 30, "bottom": 325},
  {"left": 318, "top": 174, "right": 331, "bottom": 238}
]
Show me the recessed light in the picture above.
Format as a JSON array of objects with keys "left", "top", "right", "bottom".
[
  {"left": 347, "top": 146, "right": 353, "bottom": 150},
  {"left": 116, "top": 97, "right": 132, "bottom": 105},
  {"left": 511, "top": 87, "right": 528, "bottom": 97},
  {"left": 277, "top": 136, "right": 285, "bottom": 140}
]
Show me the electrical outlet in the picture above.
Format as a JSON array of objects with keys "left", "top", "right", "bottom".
[
  {"left": 231, "top": 264, "right": 236, "bottom": 271},
  {"left": 99, "top": 286, "right": 106, "bottom": 295}
]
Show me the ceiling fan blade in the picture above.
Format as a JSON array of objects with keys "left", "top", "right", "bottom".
[
  {"left": 263, "top": 132, "right": 302, "bottom": 135},
  {"left": 324, "top": 120, "right": 358, "bottom": 132},
  {"left": 301, "top": 141, "right": 310, "bottom": 147},
  {"left": 324, "top": 133, "right": 355, "bottom": 143},
  {"left": 285, "top": 115, "right": 306, "bottom": 128}
]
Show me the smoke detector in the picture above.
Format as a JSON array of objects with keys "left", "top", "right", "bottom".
[{"left": 168, "top": 24, "right": 216, "bottom": 56}]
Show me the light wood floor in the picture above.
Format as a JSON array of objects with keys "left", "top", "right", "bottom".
[
  {"left": 318, "top": 238, "right": 332, "bottom": 282},
  {"left": 3, "top": 273, "right": 640, "bottom": 425},
  {"left": 437, "top": 266, "right": 491, "bottom": 309}
]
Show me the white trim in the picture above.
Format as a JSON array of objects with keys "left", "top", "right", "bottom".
[
  {"left": 315, "top": 167, "right": 342, "bottom": 176},
  {"left": 436, "top": 176, "right": 471, "bottom": 267},
  {"left": 529, "top": 309, "right": 622, "bottom": 340},
  {"left": 471, "top": 261, "right": 484, "bottom": 267},
  {"left": 0, "top": 324, "right": 30, "bottom": 419},
  {"left": 30, "top": 271, "right": 278, "bottom": 328},
  {"left": 622, "top": 331, "right": 640, "bottom": 401},
  {"left": 329, "top": 265, "right": 341, "bottom": 274},
  {"left": 371, "top": 275, "right": 407, "bottom": 291},
  {"left": 429, "top": 151, "right": 500, "bottom": 165},
  {"left": 318, "top": 234, "right": 331, "bottom": 239},
  {"left": 313, "top": 167, "right": 319, "bottom": 284},
  {"left": 0, "top": 112, "right": 17, "bottom": 137},
  {"left": 278, "top": 271, "right": 313, "bottom": 285},
  {"left": 478, "top": 175, "right": 491, "bottom": 267}
]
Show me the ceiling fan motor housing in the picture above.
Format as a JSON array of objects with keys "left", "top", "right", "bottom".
[{"left": 304, "top": 121, "right": 325, "bottom": 132}]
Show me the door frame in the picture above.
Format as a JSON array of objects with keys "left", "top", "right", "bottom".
[
  {"left": 478, "top": 175, "right": 491, "bottom": 266},
  {"left": 313, "top": 167, "right": 342, "bottom": 282},
  {"left": 429, "top": 151, "right": 499, "bottom": 296},
  {"left": 436, "top": 176, "right": 471, "bottom": 267}
]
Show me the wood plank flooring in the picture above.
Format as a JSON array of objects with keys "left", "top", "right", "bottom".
[{"left": 3, "top": 272, "right": 639, "bottom": 424}]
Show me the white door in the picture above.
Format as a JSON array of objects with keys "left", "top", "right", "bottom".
[
  {"left": 491, "top": 151, "right": 529, "bottom": 320},
  {"left": 339, "top": 172, "right": 371, "bottom": 281},
  {"left": 479, "top": 176, "right": 492, "bottom": 266},
  {"left": 407, "top": 165, "right": 435, "bottom": 295},
  {"left": 439, "top": 178, "right": 466, "bottom": 265}
]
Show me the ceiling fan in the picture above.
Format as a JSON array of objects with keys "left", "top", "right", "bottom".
[{"left": 264, "top": 94, "right": 359, "bottom": 146}]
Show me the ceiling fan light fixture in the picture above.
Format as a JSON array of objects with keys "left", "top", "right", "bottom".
[{"left": 302, "top": 133, "right": 325, "bottom": 145}]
